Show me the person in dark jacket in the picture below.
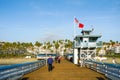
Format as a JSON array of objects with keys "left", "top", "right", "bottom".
[
  {"left": 57, "top": 56, "right": 61, "bottom": 64},
  {"left": 47, "top": 55, "right": 53, "bottom": 71}
]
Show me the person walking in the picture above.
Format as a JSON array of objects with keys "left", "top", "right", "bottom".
[
  {"left": 47, "top": 55, "right": 54, "bottom": 72},
  {"left": 57, "top": 56, "right": 61, "bottom": 64},
  {"left": 55, "top": 56, "right": 58, "bottom": 63},
  {"left": 80, "top": 59, "right": 83, "bottom": 67},
  {"left": 112, "top": 58, "right": 117, "bottom": 64}
]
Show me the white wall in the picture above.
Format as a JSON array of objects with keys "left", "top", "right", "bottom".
[{"left": 73, "top": 48, "right": 78, "bottom": 64}]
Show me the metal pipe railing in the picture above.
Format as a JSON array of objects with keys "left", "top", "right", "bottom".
[
  {"left": 85, "top": 60, "right": 120, "bottom": 80},
  {"left": 0, "top": 60, "right": 45, "bottom": 80}
]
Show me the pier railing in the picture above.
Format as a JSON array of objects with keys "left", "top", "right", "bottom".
[
  {"left": 75, "top": 42, "right": 102, "bottom": 48},
  {"left": 85, "top": 60, "right": 120, "bottom": 80},
  {"left": 0, "top": 60, "right": 45, "bottom": 80}
]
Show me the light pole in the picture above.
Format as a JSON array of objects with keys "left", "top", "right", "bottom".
[{"left": 46, "top": 53, "right": 47, "bottom": 66}]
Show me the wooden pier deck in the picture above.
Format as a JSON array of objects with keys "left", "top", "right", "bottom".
[{"left": 22, "top": 58, "right": 107, "bottom": 80}]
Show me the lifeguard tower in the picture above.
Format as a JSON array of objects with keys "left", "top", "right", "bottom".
[{"left": 73, "top": 29, "right": 102, "bottom": 64}]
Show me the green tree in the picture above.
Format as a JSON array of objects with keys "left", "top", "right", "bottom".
[
  {"left": 35, "top": 41, "right": 42, "bottom": 47},
  {"left": 109, "top": 40, "right": 115, "bottom": 46},
  {"left": 54, "top": 41, "right": 59, "bottom": 53}
]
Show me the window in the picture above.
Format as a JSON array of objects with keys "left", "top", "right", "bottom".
[{"left": 89, "top": 37, "right": 97, "bottom": 42}]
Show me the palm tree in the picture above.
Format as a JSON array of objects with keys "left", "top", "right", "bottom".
[
  {"left": 109, "top": 40, "right": 115, "bottom": 46},
  {"left": 54, "top": 41, "right": 59, "bottom": 54},
  {"left": 35, "top": 41, "right": 42, "bottom": 47}
]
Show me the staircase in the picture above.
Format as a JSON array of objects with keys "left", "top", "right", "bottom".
[{"left": 22, "top": 58, "right": 107, "bottom": 80}]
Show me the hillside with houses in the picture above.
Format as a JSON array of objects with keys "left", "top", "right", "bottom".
[
  {"left": 0, "top": 40, "right": 120, "bottom": 58},
  {"left": 0, "top": 39, "right": 72, "bottom": 58},
  {"left": 98, "top": 41, "right": 120, "bottom": 57},
  {"left": 27, "top": 39, "right": 73, "bottom": 56}
]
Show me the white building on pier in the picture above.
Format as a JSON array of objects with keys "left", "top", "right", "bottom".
[{"left": 73, "top": 29, "right": 102, "bottom": 64}]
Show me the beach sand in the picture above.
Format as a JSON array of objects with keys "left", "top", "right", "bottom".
[
  {"left": 96, "top": 57, "right": 120, "bottom": 64},
  {"left": 106, "top": 58, "right": 120, "bottom": 64},
  {"left": 0, "top": 57, "right": 120, "bottom": 65},
  {"left": 0, "top": 58, "right": 37, "bottom": 65}
]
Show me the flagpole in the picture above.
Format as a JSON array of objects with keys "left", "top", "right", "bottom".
[
  {"left": 74, "top": 16, "right": 76, "bottom": 38},
  {"left": 73, "top": 17, "right": 75, "bottom": 64},
  {"left": 74, "top": 18, "right": 76, "bottom": 38}
]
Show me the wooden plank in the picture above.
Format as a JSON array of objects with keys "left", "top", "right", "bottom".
[{"left": 22, "top": 59, "right": 107, "bottom": 80}]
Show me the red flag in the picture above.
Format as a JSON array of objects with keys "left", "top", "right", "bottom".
[
  {"left": 79, "top": 23, "right": 84, "bottom": 28},
  {"left": 74, "top": 18, "right": 79, "bottom": 24}
]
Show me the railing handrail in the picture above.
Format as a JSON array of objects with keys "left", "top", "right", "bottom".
[
  {"left": 0, "top": 61, "right": 40, "bottom": 71},
  {"left": 85, "top": 60, "right": 120, "bottom": 80},
  {"left": 75, "top": 42, "right": 102, "bottom": 48},
  {"left": 0, "top": 60, "right": 46, "bottom": 80}
]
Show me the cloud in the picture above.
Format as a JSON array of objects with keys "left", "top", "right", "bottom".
[{"left": 41, "top": 32, "right": 62, "bottom": 42}]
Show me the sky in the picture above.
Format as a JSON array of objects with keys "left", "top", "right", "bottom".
[{"left": 0, "top": 0, "right": 120, "bottom": 43}]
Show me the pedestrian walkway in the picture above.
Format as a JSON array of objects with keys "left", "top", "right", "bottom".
[{"left": 22, "top": 58, "right": 107, "bottom": 80}]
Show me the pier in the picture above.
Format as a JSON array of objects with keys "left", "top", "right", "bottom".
[
  {"left": 21, "top": 58, "right": 107, "bottom": 80},
  {"left": 1, "top": 57, "right": 120, "bottom": 80}
]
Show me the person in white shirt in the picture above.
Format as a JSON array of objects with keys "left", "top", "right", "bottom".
[
  {"left": 112, "top": 58, "right": 116, "bottom": 64},
  {"left": 79, "top": 59, "right": 83, "bottom": 67}
]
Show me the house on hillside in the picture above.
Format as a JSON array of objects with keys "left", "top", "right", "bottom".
[
  {"left": 105, "top": 43, "right": 120, "bottom": 54},
  {"left": 114, "top": 46, "right": 120, "bottom": 54},
  {"left": 98, "top": 48, "right": 106, "bottom": 56}
]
